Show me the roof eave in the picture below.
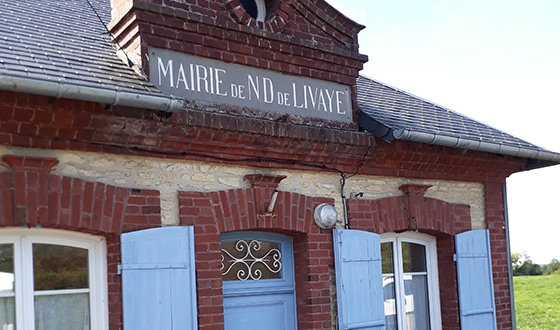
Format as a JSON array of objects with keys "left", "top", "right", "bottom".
[
  {"left": 357, "top": 111, "right": 395, "bottom": 142},
  {"left": 393, "top": 129, "right": 560, "bottom": 170},
  {"left": 0, "top": 75, "right": 184, "bottom": 112}
]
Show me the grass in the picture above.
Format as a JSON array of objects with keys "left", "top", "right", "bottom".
[{"left": 513, "top": 275, "right": 560, "bottom": 330}]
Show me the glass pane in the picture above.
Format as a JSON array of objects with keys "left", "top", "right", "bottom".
[
  {"left": 381, "top": 242, "right": 394, "bottom": 274},
  {"left": 33, "top": 244, "right": 89, "bottom": 291},
  {"left": 0, "top": 297, "right": 15, "bottom": 330},
  {"left": 383, "top": 275, "right": 397, "bottom": 330},
  {"left": 0, "top": 244, "right": 15, "bottom": 329},
  {"left": 401, "top": 242, "right": 427, "bottom": 273},
  {"left": 35, "top": 293, "right": 90, "bottom": 330},
  {"left": 221, "top": 240, "right": 282, "bottom": 281},
  {"left": 403, "top": 274, "right": 430, "bottom": 330}
]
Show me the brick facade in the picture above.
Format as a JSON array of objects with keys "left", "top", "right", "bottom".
[
  {"left": 0, "top": 82, "right": 525, "bottom": 330},
  {"left": 0, "top": 0, "right": 528, "bottom": 328},
  {"left": 0, "top": 90, "right": 526, "bottom": 181},
  {"left": 0, "top": 87, "right": 522, "bottom": 328}
]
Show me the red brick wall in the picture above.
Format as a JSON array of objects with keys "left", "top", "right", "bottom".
[
  {"left": 437, "top": 235, "right": 461, "bottom": 328},
  {"left": 0, "top": 78, "right": 523, "bottom": 330},
  {"left": 109, "top": 0, "right": 366, "bottom": 83},
  {"left": 0, "top": 91, "right": 377, "bottom": 173},
  {"left": 0, "top": 91, "right": 527, "bottom": 182},
  {"left": 179, "top": 174, "right": 336, "bottom": 330},
  {"left": 0, "top": 172, "right": 13, "bottom": 223},
  {"left": 0, "top": 155, "right": 161, "bottom": 330},
  {"left": 0, "top": 153, "right": 516, "bottom": 329},
  {"left": 108, "top": 0, "right": 368, "bottom": 119},
  {"left": 0, "top": 91, "right": 520, "bottom": 329},
  {"left": 486, "top": 182, "right": 513, "bottom": 329}
]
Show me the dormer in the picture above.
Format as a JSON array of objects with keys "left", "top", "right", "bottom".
[{"left": 108, "top": 0, "right": 368, "bottom": 127}]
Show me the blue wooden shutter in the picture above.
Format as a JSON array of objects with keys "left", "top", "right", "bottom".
[
  {"left": 455, "top": 229, "right": 497, "bottom": 330},
  {"left": 120, "top": 226, "right": 198, "bottom": 330},
  {"left": 333, "top": 229, "right": 385, "bottom": 330}
]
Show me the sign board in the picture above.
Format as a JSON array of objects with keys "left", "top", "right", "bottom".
[{"left": 148, "top": 48, "right": 353, "bottom": 122}]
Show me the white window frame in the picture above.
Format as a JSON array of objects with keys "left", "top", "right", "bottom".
[
  {"left": 0, "top": 228, "right": 108, "bottom": 330},
  {"left": 381, "top": 232, "right": 442, "bottom": 330}
]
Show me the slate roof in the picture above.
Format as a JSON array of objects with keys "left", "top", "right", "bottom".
[
  {"left": 358, "top": 76, "right": 526, "bottom": 146},
  {"left": 0, "top": 0, "right": 181, "bottom": 111},
  {"left": 357, "top": 76, "right": 560, "bottom": 167},
  {"left": 1, "top": 0, "right": 559, "bottom": 167}
]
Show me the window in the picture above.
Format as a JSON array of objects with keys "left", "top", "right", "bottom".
[
  {"left": 381, "top": 233, "right": 441, "bottom": 330},
  {"left": 221, "top": 239, "right": 282, "bottom": 281},
  {"left": 239, "top": 0, "right": 267, "bottom": 22},
  {"left": 0, "top": 229, "right": 107, "bottom": 330}
]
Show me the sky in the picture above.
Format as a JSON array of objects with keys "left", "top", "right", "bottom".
[{"left": 326, "top": 0, "right": 560, "bottom": 264}]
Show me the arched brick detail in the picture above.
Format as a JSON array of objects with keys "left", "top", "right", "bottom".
[
  {"left": 0, "top": 155, "right": 161, "bottom": 234},
  {"left": 225, "top": 0, "right": 291, "bottom": 31},
  {"left": 347, "top": 184, "right": 472, "bottom": 330},
  {"left": 179, "top": 186, "right": 336, "bottom": 330},
  {"left": 0, "top": 155, "right": 162, "bottom": 330},
  {"left": 348, "top": 185, "right": 471, "bottom": 235}
]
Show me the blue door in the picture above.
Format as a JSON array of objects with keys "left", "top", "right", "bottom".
[{"left": 221, "top": 232, "right": 297, "bottom": 330}]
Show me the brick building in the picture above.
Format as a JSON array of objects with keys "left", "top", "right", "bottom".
[{"left": 0, "top": 0, "right": 558, "bottom": 329}]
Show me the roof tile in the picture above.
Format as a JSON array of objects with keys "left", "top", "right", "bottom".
[
  {"left": 357, "top": 75, "right": 546, "bottom": 151},
  {"left": 0, "top": 0, "right": 162, "bottom": 96}
]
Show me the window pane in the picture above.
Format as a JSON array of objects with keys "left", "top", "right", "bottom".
[
  {"left": 35, "top": 292, "right": 90, "bottom": 330},
  {"left": 0, "top": 297, "right": 15, "bottom": 330},
  {"left": 401, "top": 242, "right": 427, "bottom": 273},
  {"left": 381, "top": 242, "right": 394, "bottom": 274},
  {"left": 0, "top": 244, "right": 15, "bottom": 329},
  {"left": 403, "top": 275, "right": 430, "bottom": 330},
  {"left": 221, "top": 240, "right": 282, "bottom": 281},
  {"left": 33, "top": 244, "right": 89, "bottom": 291},
  {"left": 383, "top": 275, "right": 398, "bottom": 330},
  {"left": 240, "top": 0, "right": 258, "bottom": 19}
]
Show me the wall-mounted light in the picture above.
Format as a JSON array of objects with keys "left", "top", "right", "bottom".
[{"left": 313, "top": 203, "right": 338, "bottom": 229}]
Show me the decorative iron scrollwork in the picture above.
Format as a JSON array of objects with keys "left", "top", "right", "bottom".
[{"left": 221, "top": 240, "right": 282, "bottom": 281}]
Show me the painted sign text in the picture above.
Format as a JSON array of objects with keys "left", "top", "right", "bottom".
[{"left": 149, "top": 48, "right": 352, "bottom": 122}]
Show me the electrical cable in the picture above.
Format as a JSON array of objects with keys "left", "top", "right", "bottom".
[{"left": 79, "top": 137, "right": 351, "bottom": 228}]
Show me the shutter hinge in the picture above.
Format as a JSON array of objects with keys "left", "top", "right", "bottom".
[
  {"left": 453, "top": 254, "right": 457, "bottom": 262},
  {"left": 117, "top": 264, "right": 123, "bottom": 275}
]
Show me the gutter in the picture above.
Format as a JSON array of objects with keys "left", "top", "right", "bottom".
[
  {"left": 503, "top": 184, "right": 517, "bottom": 329},
  {"left": 393, "top": 129, "right": 560, "bottom": 164},
  {"left": 0, "top": 76, "right": 184, "bottom": 112}
]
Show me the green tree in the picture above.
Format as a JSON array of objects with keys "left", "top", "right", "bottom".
[
  {"left": 512, "top": 251, "right": 542, "bottom": 276},
  {"left": 543, "top": 259, "right": 560, "bottom": 275}
]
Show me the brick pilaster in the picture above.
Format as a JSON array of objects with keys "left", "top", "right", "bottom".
[{"left": 1, "top": 155, "right": 58, "bottom": 227}]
